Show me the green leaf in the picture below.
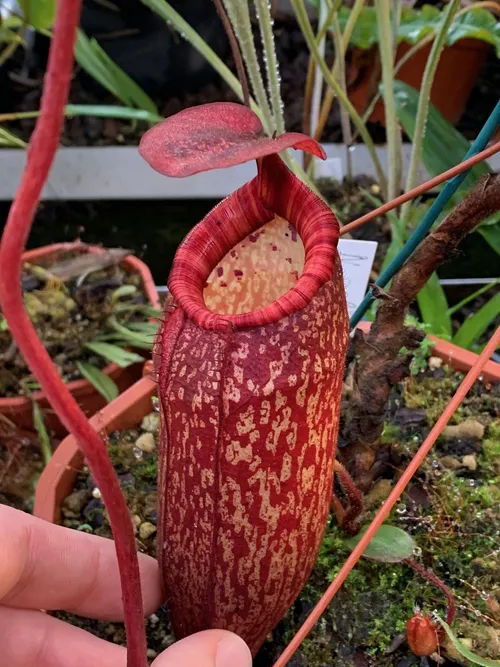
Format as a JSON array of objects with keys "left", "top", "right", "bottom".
[
  {"left": 447, "top": 279, "right": 500, "bottom": 317},
  {"left": 110, "top": 285, "right": 137, "bottom": 303},
  {"left": 32, "top": 401, "right": 52, "bottom": 465},
  {"left": 453, "top": 291, "right": 500, "bottom": 350},
  {"left": 106, "top": 316, "right": 158, "bottom": 347},
  {"left": 75, "top": 361, "right": 120, "bottom": 403},
  {"left": 417, "top": 272, "right": 452, "bottom": 339},
  {"left": 0, "top": 127, "right": 27, "bottom": 149},
  {"left": 336, "top": 5, "right": 500, "bottom": 53},
  {"left": 19, "top": 0, "right": 56, "bottom": 30},
  {"left": 437, "top": 617, "right": 500, "bottom": 666},
  {"left": 478, "top": 221, "right": 500, "bottom": 257},
  {"left": 85, "top": 342, "right": 144, "bottom": 368},
  {"left": 393, "top": 80, "right": 500, "bottom": 257},
  {"left": 112, "top": 303, "right": 162, "bottom": 318},
  {"left": 393, "top": 80, "right": 491, "bottom": 201},
  {"left": 74, "top": 30, "right": 159, "bottom": 114},
  {"left": 345, "top": 524, "right": 416, "bottom": 563}
]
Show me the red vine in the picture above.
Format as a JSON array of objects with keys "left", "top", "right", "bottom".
[{"left": 0, "top": 3, "right": 148, "bottom": 666}]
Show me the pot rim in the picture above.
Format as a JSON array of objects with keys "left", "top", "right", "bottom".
[{"left": 0, "top": 241, "right": 160, "bottom": 409}]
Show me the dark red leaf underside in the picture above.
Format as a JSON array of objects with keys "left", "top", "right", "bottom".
[{"left": 139, "top": 102, "right": 326, "bottom": 177}]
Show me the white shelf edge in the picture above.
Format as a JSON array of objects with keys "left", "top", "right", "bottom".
[{"left": 1, "top": 144, "right": 498, "bottom": 201}]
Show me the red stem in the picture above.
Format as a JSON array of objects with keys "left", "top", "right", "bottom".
[
  {"left": 405, "top": 558, "right": 456, "bottom": 626},
  {"left": 0, "top": 3, "right": 148, "bottom": 666}
]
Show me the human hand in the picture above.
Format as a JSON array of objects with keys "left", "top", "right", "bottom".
[{"left": 0, "top": 505, "right": 252, "bottom": 667}]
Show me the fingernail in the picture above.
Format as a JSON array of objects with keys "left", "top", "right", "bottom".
[{"left": 215, "top": 635, "right": 252, "bottom": 667}]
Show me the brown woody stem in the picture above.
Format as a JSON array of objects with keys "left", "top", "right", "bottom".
[{"left": 344, "top": 175, "right": 500, "bottom": 451}]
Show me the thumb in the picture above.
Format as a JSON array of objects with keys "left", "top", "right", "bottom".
[{"left": 151, "top": 629, "right": 252, "bottom": 667}]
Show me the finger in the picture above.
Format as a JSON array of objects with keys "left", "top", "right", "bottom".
[
  {"left": 0, "top": 505, "right": 162, "bottom": 620},
  {"left": 152, "top": 630, "right": 252, "bottom": 667},
  {"left": 0, "top": 606, "right": 126, "bottom": 667}
]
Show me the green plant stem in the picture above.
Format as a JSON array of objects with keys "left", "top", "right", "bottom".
[
  {"left": 401, "top": 0, "right": 460, "bottom": 222},
  {"left": 139, "top": 0, "right": 263, "bottom": 122},
  {"left": 313, "top": 0, "right": 366, "bottom": 146},
  {"left": 221, "top": 0, "right": 273, "bottom": 132},
  {"left": 375, "top": 0, "right": 402, "bottom": 201},
  {"left": 290, "top": 0, "right": 388, "bottom": 197},
  {"left": 331, "top": 12, "right": 353, "bottom": 179},
  {"left": 254, "top": 0, "right": 285, "bottom": 134},
  {"left": 391, "top": 0, "right": 402, "bottom": 58},
  {"left": 358, "top": 31, "right": 436, "bottom": 131},
  {"left": 0, "top": 38, "right": 21, "bottom": 67}
]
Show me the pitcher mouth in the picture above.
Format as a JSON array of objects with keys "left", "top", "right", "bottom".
[{"left": 167, "top": 158, "right": 340, "bottom": 331}]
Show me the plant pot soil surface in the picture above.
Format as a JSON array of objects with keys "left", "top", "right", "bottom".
[
  {"left": 0, "top": 249, "right": 153, "bottom": 398},
  {"left": 0, "top": 425, "right": 48, "bottom": 513},
  {"left": 2, "top": 16, "right": 498, "bottom": 147},
  {"left": 53, "top": 363, "right": 500, "bottom": 666}
]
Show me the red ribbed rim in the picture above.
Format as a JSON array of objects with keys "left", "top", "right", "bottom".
[{"left": 168, "top": 155, "right": 340, "bottom": 330}]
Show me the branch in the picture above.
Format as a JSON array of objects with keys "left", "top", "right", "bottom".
[{"left": 344, "top": 174, "right": 500, "bottom": 451}]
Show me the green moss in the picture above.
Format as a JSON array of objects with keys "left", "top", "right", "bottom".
[{"left": 380, "top": 423, "right": 402, "bottom": 445}]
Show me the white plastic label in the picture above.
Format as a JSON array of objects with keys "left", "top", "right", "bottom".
[{"left": 338, "top": 239, "right": 378, "bottom": 316}]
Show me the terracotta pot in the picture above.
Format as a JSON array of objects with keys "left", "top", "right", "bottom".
[
  {"left": 33, "top": 332, "right": 500, "bottom": 526},
  {"left": 0, "top": 242, "right": 159, "bottom": 436},
  {"left": 34, "top": 367, "right": 157, "bottom": 523},
  {"left": 348, "top": 39, "right": 490, "bottom": 126},
  {"left": 357, "top": 321, "right": 500, "bottom": 384}
]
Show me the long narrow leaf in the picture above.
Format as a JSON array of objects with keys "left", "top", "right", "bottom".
[
  {"left": 74, "top": 30, "right": 158, "bottom": 114},
  {"left": 453, "top": 291, "right": 500, "bottom": 350},
  {"left": 447, "top": 279, "right": 500, "bottom": 317},
  {"left": 417, "top": 272, "right": 452, "bottom": 339},
  {"left": 76, "top": 361, "right": 120, "bottom": 402},
  {"left": 85, "top": 342, "right": 144, "bottom": 367},
  {"left": 437, "top": 618, "right": 500, "bottom": 666},
  {"left": 393, "top": 80, "right": 491, "bottom": 200},
  {"left": 32, "top": 401, "right": 52, "bottom": 465},
  {"left": 0, "top": 127, "right": 27, "bottom": 148},
  {"left": 107, "top": 316, "right": 157, "bottom": 346}
]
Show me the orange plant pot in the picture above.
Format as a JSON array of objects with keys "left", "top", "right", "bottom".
[
  {"left": 0, "top": 242, "right": 160, "bottom": 436},
  {"left": 33, "top": 333, "right": 500, "bottom": 526},
  {"left": 349, "top": 39, "right": 490, "bottom": 127}
]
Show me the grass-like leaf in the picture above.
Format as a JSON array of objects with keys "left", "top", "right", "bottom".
[
  {"left": 110, "top": 285, "right": 138, "bottom": 303},
  {"left": 453, "top": 291, "right": 500, "bottom": 350},
  {"left": 74, "top": 30, "right": 159, "bottom": 115},
  {"left": 417, "top": 272, "right": 452, "bottom": 340},
  {"left": 76, "top": 361, "right": 119, "bottom": 403},
  {"left": 437, "top": 617, "right": 500, "bottom": 666},
  {"left": 0, "top": 127, "right": 27, "bottom": 149},
  {"left": 85, "top": 342, "right": 144, "bottom": 368},
  {"left": 32, "top": 401, "right": 52, "bottom": 465}
]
